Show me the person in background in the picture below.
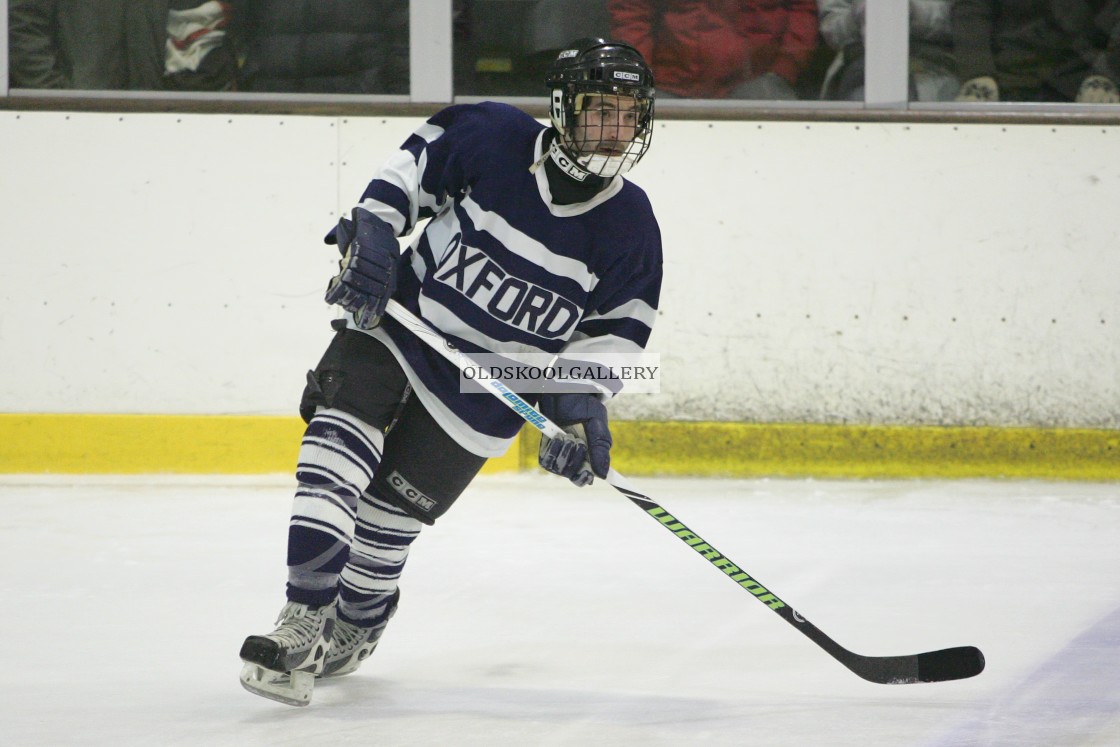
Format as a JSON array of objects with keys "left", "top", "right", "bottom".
[
  {"left": 818, "top": 0, "right": 959, "bottom": 101},
  {"left": 230, "top": 0, "right": 410, "bottom": 93},
  {"left": 608, "top": 0, "right": 819, "bottom": 100},
  {"left": 163, "top": 0, "right": 237, "bottom": 91},
  {"left": 953, "top": 0, "right": 1120, "bottom": 103},
  {"left": 8, "top": 0, "right": 165, "bottom": 89}
]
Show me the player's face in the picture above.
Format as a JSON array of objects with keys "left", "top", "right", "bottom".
[{"left": 573, "top": 94, "right": 641, "bottom": 156}]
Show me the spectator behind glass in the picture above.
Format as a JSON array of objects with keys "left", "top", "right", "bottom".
[
  {"left": 953, "top": 0, "right": 1120, "bottom": 103},
  {"left": 164, "top": 0, "right": 237, "bottom": 91},
  {"left": 819, "top": 0, "right": 958, "bottom": 101},
  {"left": 231, "top": 0, "right": 409, "bottom": 93},
  {"left": 8, "top": 0, "right": 165, "bottom": 89},
  {"left": 608, "top": 0, "right": 819, "bottom": 100}
]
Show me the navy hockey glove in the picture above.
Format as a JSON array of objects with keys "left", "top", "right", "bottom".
[
  {"left": 537, "top": 393, "right": 612, "bottom": 487},
  {"left": 325, "top": 207, "right": 398, "bottom": 329}
]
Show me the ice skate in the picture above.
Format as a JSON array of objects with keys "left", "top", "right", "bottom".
[
  {"left": 239, "top": 601, "right": 336, "bottom": 706},
  {"left": 320, "top": 618, "right": 385, "bottom": 678},
  {"left": 321, "top": 589, "right": 400, "bottom": 678}
]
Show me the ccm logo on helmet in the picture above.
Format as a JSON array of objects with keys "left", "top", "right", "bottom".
[{"left": 613, "top": 70, "right": 640, "bottom": 82}]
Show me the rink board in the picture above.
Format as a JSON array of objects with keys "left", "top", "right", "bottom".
[{"left": 1, "top": 414, "right": 1116, "bottom": 480}]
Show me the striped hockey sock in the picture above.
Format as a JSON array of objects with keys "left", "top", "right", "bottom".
[
  {"left": 338, "top": 487, "right": 422, "bottom": 626},
  {"left": 286, "top": 408, "right": 385, "bottom": 606}
]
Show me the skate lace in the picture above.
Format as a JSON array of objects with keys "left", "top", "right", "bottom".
[
  {"left": 330, "top": 619, "right": 370, "bottom": 655},
  {"left": 270, "top": 601, "right": 328, "bottom": 647}
]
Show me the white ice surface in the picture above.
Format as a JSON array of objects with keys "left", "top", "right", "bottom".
[{"left": 1, "top": 473, "right": 1118, "bottom": 747}]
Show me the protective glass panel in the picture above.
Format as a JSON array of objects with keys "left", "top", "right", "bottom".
[
  {"left": 6, "top": 1, "right": 412, "bottom": 95},
  {"left": 454, "top": 0, "right": 612, "bottom": 97},
  {"left": 454, "top": 1, "right": 827, "bottom": 102},
  {"left": 610, "top": 1, "right": 824, "bottom": 101}
]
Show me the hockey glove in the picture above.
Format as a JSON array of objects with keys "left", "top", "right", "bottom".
[
  {"left": 537, "top": 393, "right": 612, "bottom": 487},
  {"left": 325, "top": 207, "right": 398, "bottom": 329}
]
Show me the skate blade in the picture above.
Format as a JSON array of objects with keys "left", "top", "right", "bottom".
[{"left": 239, "top": 662, "right": 314, "bottom": 707}]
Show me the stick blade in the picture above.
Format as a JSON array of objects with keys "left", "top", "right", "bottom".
[
  {"left": 916, "top": 645, "right": 985, "bottom": 683},
  {"left": 844, "top": 646, "right": 985, "bottom": 684}
]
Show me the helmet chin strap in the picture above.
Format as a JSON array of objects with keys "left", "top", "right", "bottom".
[{"left": 529, "top": 137, "right": 596, "bottom": 182}]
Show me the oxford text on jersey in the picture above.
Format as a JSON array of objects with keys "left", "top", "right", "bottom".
[{"left": 434, "top": 234, "right": 581, "bottom": 339}]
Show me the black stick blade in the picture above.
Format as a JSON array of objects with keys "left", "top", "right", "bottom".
[
  {"left": 916, "top": 646, "right": 985, "bottom": 683},
  {"left": 842, "top": 646, "right": 985, "bottom": 684}
]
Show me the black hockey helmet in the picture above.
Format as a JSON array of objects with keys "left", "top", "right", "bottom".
[{"left": 544, "top": 38, "right": 655, "bottom": 179}]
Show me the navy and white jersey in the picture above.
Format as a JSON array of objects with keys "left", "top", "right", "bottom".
[{"left": 339, "top": 102, "right": 662, "bottom": 457}]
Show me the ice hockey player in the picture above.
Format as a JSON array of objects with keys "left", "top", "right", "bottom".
[{"left": 239, "top": 37, "right": 663, "bottom": 706}]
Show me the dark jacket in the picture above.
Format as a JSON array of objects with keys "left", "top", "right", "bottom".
[
  {"left": 232, "top": 0, "right": 410, "bottom": 94},
  {"left": 952, "top": 0, "right": 1120, "bottom": 98},
  {"left": 8, "top": 0, "right": 165, "bottom": 90}
]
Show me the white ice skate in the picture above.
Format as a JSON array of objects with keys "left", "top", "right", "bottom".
[
  {"left": 320, "top": 589, "right": 400, "bottom": 678},
  {"left": 239, "top": 601, "right": 335, "bottom": 706},
  {"left": 320, "top": 617, "right": 385, "bottom": 678}
]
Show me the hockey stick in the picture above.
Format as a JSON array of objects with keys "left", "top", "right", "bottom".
[{"left": 384, "top": 299, "right": 985, "bottom": 684}]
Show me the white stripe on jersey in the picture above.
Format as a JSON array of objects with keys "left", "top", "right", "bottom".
[
  {"left": 361, "top": 147, "right": 447, "bottom": 236},
  {"left": 419, "top": 294, "right": 547, "bottom": 356},
  {"left": 418, "top": 207, "right": 589, "bottom": 352},
  {"left": 562, "top": 330, "right": 647, "bottom": 356},
  {"left": 581, "top": 296, "right": 658, "bottom": 330},
  {"left": 552, "top": 331, "right": 651, "bottom": 397},
  {"left": 460, "top": 194, "right": 598, "bottom": 292},
  {"left": 413, "top": 147, "right": 448, "bottom": 218},
  {"left": 412, "top": 121, "right": 446, "bottom": 144},
  {"left": 358, "top": 195, "right": 409, "bottom": 237}
]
